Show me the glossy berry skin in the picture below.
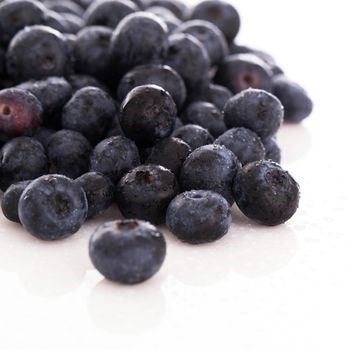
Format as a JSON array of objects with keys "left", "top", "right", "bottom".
[
  {"left": 76, "top": 172, "right": 115, "bottom": 219},
  {"left": 147, "top": 0, "right": 188, "bottom": 20},
  {"left": 109, "top": 12, "right": 168, "bottom": 71},
  {"left": 189, "top": 0, "right": 240, "bottom": 42},
  {"left": 120, "top": 84, "right": 177, "bottom": 147},
  {"left": 0, "top": 0, "right": 46, "bottom": 47},
  {"left": 145, "top": 137, "right": 191, "bottom": 176},
  {"left": 195, "top": 83, "right": 233, "bottom": 111},
  {"left": 116, "top": 164, "right": 179, "bottom": 224},
  {"left": 215, "top": 54, "right": 273, "bottom": 95},
  {"left": 0, "top": 88, "right": 42, "bottom": 139},
  {"left": 273, "top": 75, "right": 313, "bottom": 123},
  {"left": 89, "top": 219, "right": 166, "bottom": 284},
  {"left": 84, "top": 0, "right": 138, "bottom": 28},
  {"left": 182, "top": 101, "right": 226, "bottom": 138},
  {"left": 0, "top": 137, "right": 48, "bottom": 191},
  {"left": 47, "top": 130, "right": 92, "bottom": 179},
  {"left": 42, "top": 10, "right": 70, "bottom": 33},
  {"left": 180, "top": 144, "right": 240, "bottom": 205},
  {"left": 73, "top": 26, "right": 113, "bottom": 81},
  {"left": 17, "top": 77, "right": 72, "bottom": 128},
  {"left": 62, "top": 87, "right": 116, "bottom": 144},
  {"left": 18, "top": 174, "right": 88, "bottom": 240},
  {"left": 1, "top": 180, "right": 31, "bottom": 223},
  {"left": 6, "top": 25, "right": 72, "bottom": 82},
  {"left": 90, "top": 136, "right": 140, "bottom": 184},
  {"left": 233, "top": 160, "right": 300, "bottom": 226},
  {"left": 172, "top": 124, "right": 214, "bottom": 150},
  {"left": 224, "top": 88, "right": 284, "bottom": 139},
  {"left": 215, "top": 127, "right": 265, "bottom": 165},
  {"left": 164, "top": 33, "right": 210, "bottom": 90},
  {"left": 117, "top": 64, "right": 187, "bottom": 110},
  {"left": 262, "top": 137, "right": 281, "bottom": 163},
  {"left": 174, "top": 20, "right": 228, "bottom": 66},
  {"left": 166, "top": 190, "right": 231, "bottom": 244}
]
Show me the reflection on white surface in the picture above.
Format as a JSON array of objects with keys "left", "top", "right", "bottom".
[{"left": 88, "top": 278, "right": 166, "bottom": 334}]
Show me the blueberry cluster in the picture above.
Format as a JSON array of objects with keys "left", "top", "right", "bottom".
[{"left": 0, "top": 0, "right": 312, "bottom": 285}]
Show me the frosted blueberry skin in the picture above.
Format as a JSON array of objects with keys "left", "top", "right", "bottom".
[
  {"left": 180, "top": 144, "right": 241, "bottom": 205},
  {"left": 47, "top": 130, "right": 92, "bottom": 179},
  {"left": 62, "top": 87, "right": 116, "bottom": 144},
  {"left": 181, "top": 101, "right": 227, "bottom": 138},
  {"left": 215, "top": 54, "right": 273, "bottom": 95},
  {"left": 0, "top": 137, "right": 48, "bottom": 191},
  {"left": 117, "top": 64, "right": 187, "bottom": 110},
  {"left": 120, "top": 84, "right": 177, "bottom": 147},
  {"left": 145, "top": 137, "right": 191, "bottom": 176},
  {"left": 273, "top": 75, "right": 313, "bottom": 123},
  {"left": 18, "top": 174, "right": 88, "bottom": 240},
  {"left": 214, "top": 127, "right": 266, "bottom": 165},
  {"left": 166, "top": 190, "right": 232, "bottom": 244},
  {"left": 116, "top": 164, "right": 180, "bottom": 224},
  {"left": 89, "top": 219, "right": 166, "bottom": 284},
  {"left": 90, "top": 136, "right": 140, "bottom": 184},
  {"left": 224, "top": 88, "right": 284, "bottom": 139},
  {"left": 188, "top": 0, "right": 241, "bottom": 43},
  {"left": 0, "top": 88, "right": 42, "bottom": 139},
  {"left": 6, "top": 25, "right": 72, "bottom": 82},
  {"left": 233, "top": 160, "right": 300, "bottom": 226},
  {"left": 76, "top": 172, "right": 115, "bottom": 219},
  {"left": 262, "top": 136, "right": 281, "bottom": 163},
  {"left": 1, "top": 180, "right": 31, "bottom": 223},
  {"left": 172, "top": 124, "right": 214, "bottom": 150}
]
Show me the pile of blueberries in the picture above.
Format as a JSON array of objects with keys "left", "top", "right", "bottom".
[{"left": 0, "top": 0, "right": 313, "bottom": 285}]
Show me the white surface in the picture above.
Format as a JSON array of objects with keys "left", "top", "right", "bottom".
[{"left": 1, "top": 1, "right": 350, "bottom": 349}]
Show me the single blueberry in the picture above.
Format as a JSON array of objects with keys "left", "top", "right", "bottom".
[{"left": 172, "top": 124, "right": 214, "bottom": 150}]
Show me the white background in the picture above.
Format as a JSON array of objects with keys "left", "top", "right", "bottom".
[{"left": 1, "top": 1, "right": 350, "bottom": 349}]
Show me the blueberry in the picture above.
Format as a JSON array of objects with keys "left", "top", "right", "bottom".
[
  {"left": 180, "top": 144, "right": 240, "bottom": 205},
  {"left": 84, "top": 0, "right": 138, "bottom": 28},
  {"left": 172, "top": 124, "right": 214, "bottom": 150},
  {"left": 1, "top": 180, "right": 31, "bottom": 223},
  {"left": 76, "top": 172, "right": 115, "bottom": 219},
  {"left": 262, "top": 136, "right": 281, "bottom": 163},
  {"left": 90, "top": 136, "right": 140, "bottom": 184},
  {"left": 17, "top": 77, "right": 72, "bottom": 128},
  {"left": 89, "top": 219, "right": 166, "bottom": 284},
  {"left": 0, "top": 88, "right": 42, "bottom": 139},
  {"left": 173, "top": 117, "right": 184, "bottom": 130},
  {"left": 174, "top": 20, "right": 228, "bottom": 66},
  {"left": 62, "top": 87, "right": 116, "bottom": 143},
  {"left": 233, "top": 160, "right": 300, "bottom": 226},
  {"left": 195, "top": 83, "right": 233, "bottom": 111},
  {"left": 189, "top": 0, "right": 240, "bottom": 43},
  {"left": 215, "top": 54, "right": 273, "bottom": 94},
  {"left": 120, "top": 84, "right": 177, "bottom": 147},
  {"left": 45, "top": 0, "right": 85, "bottom": 17},
  {"left": 0, "top": 47, "right": 5, "bottom": 77},
  {"left": 145, "top": 137, "right": 191, "bottom": 176},
  {"left": 109, "top": 12, "right": 168, "bottom": 71},
  {"left": 0, "top": 0, "right": 46, "bottom": 47},
  {"left": 68, "top": 74, "right": 109, "bottom": 93},
  {"left": 42, "top": 10, "right": 70, "bottom": 33},
  {"left": 166, "top": 190, "right": 232, "bottom": 244},
  {"left": 164, "top": 33, "right": 210, "bottom": 90},
  {"left": 182, "top": 101, "right": 227, "bottom": 137},
  {"left": 117, "top": 64, "right": 187, "bottom": 110},
  {"left": 0, "top": 137, "right": 48, "bottom": 191},
  {"left": 105, "top": 112, "right": 125, "bottom": 138},
  {"left": 61, "top": 13, "right": 84, "bottom": 34},
  {"left": 6, "top": 25, "right": 72, "bottom": 82},
  {"left": 147, "top": 5, "right": 177, "bottom": 21},
  {"left": 47, "top": 130, "right": 92, "bottom": 179},
  {"left": 147, "top": 0, "right": 188, "bottom": 20},
  {"left": 215, "top": 127, "right": 265, "bottom": 165},
  {"left": 273, "top": 75, "right": 313, "bottom": 123},
  {"left": 33, "top": 127, "right": 55, "bottom": 149},
  {"left": 162, "top": 16, "right": 182, "bottom": 33},
  {"left": 73, "top": 26, "right": 112, "bottom": 81},
  {"left": 224, "top": 88, "right": 284, "bottom": 138},
  {"left": 18, "top": 174, "right": 88, "bottom": 240},
  {"left": 116, "top": 164, "right": 179, "bottom": 224}
]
